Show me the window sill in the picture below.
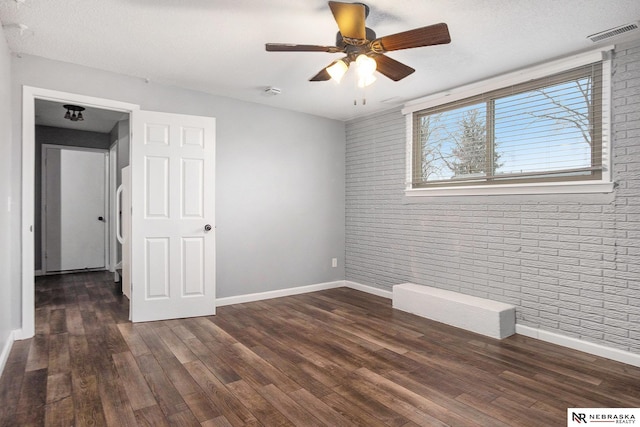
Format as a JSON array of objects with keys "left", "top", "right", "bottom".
[{"left": 404, "top": 181, "right": 614, "bottom": 198}]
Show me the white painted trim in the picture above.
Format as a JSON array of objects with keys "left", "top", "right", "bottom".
[
  {"left": 12, "top": 328, "right": 28, "bottom": 340},
  {"left": 402, "top": 47, "right": 614, "bottom": 114},
  {"left": 21, "top": 85, "right": 140, "bottom": 340},
  {"left": 404, "top": 113, "right": 413, "bottom": 193},
  {"left": 22, "top": 89, "right": 36, "bottom": 340},
  {"left": 108, "top": 144, "right": 118, "bottom": 273},
  {"left": 216, "top": 281, "right": 345, "bottom": 307},
  {"left": 404, "top": 181, "right": 615, "bottom": 197},
  {"left": 215, "top": 280, "right": 393, "bottom": 307},
  {"left": 601, "top": 51, "right": 613, "bottom": 184},
  {"left": 103, "top": 152, "right": 110, "bottom": 271},
  {"left": 516, "top": 324, "right": 640, "bottom": 368},
  {"left": 344, "top": 280, "right": 393, "bottom": 299},
  {"left": 0, "top": 330, "right": 15, "bottom": 377},
  {"left": 402, "top": 48, "right": 615, "bottom": 198},
  {"left": 34, "top": 269, "right": 43, "bottom": 277}
]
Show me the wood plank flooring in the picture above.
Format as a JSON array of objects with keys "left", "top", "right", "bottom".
[{"left": 1, "top": 271, "right": 639, "bottom": 426}]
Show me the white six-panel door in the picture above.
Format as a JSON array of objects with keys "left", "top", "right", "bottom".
[{"left": 130, "top": 110, "right": 216, "bottom": 322}]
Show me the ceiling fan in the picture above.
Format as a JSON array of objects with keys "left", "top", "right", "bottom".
[{"left": 265, "top": 1, "right": 451, "bottom": 84}]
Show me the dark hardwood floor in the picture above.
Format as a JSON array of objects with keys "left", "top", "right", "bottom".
[{"left": 1, "top": 271, "right": 639, "bottom": 426}]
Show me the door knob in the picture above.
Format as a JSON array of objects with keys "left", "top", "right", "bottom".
[{"left": 204, "top": 224, "right": 212, "bottom": 231}]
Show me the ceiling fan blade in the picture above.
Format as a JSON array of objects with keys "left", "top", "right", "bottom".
[
  {"left": 328, "top": 1, "right": 366, "bottom": 41},
  {"left": 309, "top": 67, "right": 331, "bottom": 82},
  {"left": 374, "top": 23, "right": 451, "bottom": 52},
  {"left": 373, "top": 55, "right": 415, "bottom": 81},
  {"left": 266, "top": 43, "right": 343, "bottom": 53}
]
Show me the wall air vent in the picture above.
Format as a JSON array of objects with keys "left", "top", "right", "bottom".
[{"left": 588, "top": 22, "right": 639, "bottom": 43}]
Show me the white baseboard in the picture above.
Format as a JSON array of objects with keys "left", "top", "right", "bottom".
[
  {"left": 12, "top": 328, "right": 29, "bottom": 340},
  {"left": 0, "top": 330, "right": 16, "bottom": 378},
  {"left": 344, "top": 281, "right": 393, "bottom": 299},
  {"left": 516, "top": 324, "right": 640, "bottom": 368},
  {"left": 34, "top": 269, "right": 43, "bottom": 277},
  {"left": 216, "top": 280, "right": 344, "bottom": 307}
]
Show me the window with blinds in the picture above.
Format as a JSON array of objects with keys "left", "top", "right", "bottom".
[{"left": 411, "top": 62, "right": 603, "bottom": 188}]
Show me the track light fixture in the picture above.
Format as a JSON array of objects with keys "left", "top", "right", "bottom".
[{"left": 63, "top": 104, "right": 85, "bottom": 122}]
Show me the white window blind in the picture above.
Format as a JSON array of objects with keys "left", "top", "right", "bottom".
[{"left": 411, "top": 62, "right": 603, "bottom": 188}]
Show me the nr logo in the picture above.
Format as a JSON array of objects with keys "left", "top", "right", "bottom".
[{"left": 572, "top": 412, "right": 587, "bottom": 423}]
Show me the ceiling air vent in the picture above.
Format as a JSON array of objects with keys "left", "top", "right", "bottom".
[{"left": 588, "top": 22, "right": 639, "bottom": 43}]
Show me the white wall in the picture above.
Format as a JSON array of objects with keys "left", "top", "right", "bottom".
[
  {"left": 10, "top": 54, "right": 346, "bottom": 329},
  {"left": 0, "top": 35, "right": 13, "bottom": 360}
]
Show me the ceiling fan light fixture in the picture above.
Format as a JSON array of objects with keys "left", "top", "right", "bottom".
[
  {"left": 355, "top": 54, "right": 376, "bottom": 87},
  {"left": 327, "top": 59, "right": 349, "bottom": 83},
  {"left": 358, "top": 73, "right": 376, "bottom": 88},
  {"left": 64, "top": 109, "right": 71, "bottom": 119},
  {"left": 265, "top": 2, "right": 452, "bottom": 89}
]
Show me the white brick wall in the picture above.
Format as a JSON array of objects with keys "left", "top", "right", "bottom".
[{"left": 345, "top": 39, "right": 640, "bottom": 354}]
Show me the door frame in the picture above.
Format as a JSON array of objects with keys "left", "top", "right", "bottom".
[
  {"left": 40, "top": 144, "right": 110, "bottom": 275},
  {"left": 108, "top": 142, "right": 118, "bottom": 275},
  {"left": 20, "top": 86, "right": 139, "bottom": 339}
]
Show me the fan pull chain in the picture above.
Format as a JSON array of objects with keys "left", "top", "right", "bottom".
[{"left": 353, "top": 78, "right": 368, "bottom": 106}]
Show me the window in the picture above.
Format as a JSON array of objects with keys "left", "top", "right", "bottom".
[{"left": 407, "top": 58, "right": 610, "bottom": 194}]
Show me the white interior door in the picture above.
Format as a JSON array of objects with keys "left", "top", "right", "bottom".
[
  {"left": 130, "top": 110, "right": 216, "bottom": 322},
  {"left": 43, "top": 146, "right": 107, "bottom": 273}
]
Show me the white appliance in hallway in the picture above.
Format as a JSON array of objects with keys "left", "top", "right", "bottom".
[{"left": 116, "top": 165, "right": 131, "bottom": 300}]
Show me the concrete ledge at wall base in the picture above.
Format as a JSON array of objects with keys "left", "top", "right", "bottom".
[
  {"left": 392, "top": 283, "right": 516, "bottom": 339},
  {"left": 516, "top": 325, "right": 640, "bottom": 368},
  {"left": 0, "top": 330, "right": 16, "bottom": 378}
]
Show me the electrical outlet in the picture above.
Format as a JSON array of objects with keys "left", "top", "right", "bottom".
[{"left": 332, "top": 258, "right": 338, "bottom": 268}]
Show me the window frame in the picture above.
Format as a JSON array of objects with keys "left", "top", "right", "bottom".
[{"left": 402, "top": 48, "right": 613, "bottom": 197}]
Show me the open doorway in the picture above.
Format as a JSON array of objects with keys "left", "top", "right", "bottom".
[
  {"left": 20, "top": 87, "right": 139, "bottom": 338},
  {"left": 21, "top": 87, "right": 217, "bottom": 336},
  {"left": 35, "top": 99, "right": 129, "bottom": 277}
]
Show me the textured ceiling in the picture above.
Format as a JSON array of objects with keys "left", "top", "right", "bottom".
[{"left": 2, "top": 0, "right": 640, "bottom": 122}]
